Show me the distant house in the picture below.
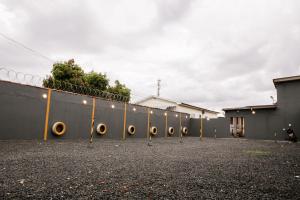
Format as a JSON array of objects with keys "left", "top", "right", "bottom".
[{"left": 135, "top": 96, "right": 219, "bottom": 119}]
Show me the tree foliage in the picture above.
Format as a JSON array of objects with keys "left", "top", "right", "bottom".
[
  {"left": 108, "top": 80, "right": 131, "bottom": 101},
  {"left": 51, "top": 59, "right": 85, "bottom": 85},
  {"left": 84, "top": 71, "right": 109, "bottom": 91},
  {"left": 43, "top": 59, "right": 131, "bottom": 101}
]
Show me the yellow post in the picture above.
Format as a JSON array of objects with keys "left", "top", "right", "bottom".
[
  {"left": 43, "top": 89, "right": 52, "bottom": 141},
  {"left": 165, "top": 112, "right": 168, "bottom": 138},
  {"left": 90, "top": 97, "right": 96, "bottom": 143},
  {"left": 179, "top": 113, "right": 182, "bottom": 138},
  {"left": 200, "top": 117, "right": 203, "bottom": 140},
  {"left": 147, "top": 108, "right": 150, "bottom": 139},
  {"left": 122, "top": 103, "right": 127, "bottom": 140}
]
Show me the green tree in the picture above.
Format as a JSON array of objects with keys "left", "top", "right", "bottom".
[
  {"left": 51, "top": 59, "right": 85, "bottom": 85},
  {"left": 84, "top": 71, "right": 109, "bottom": 91},
  {"left": 108, "top": 80, "right": 131, "bottom": 101},
  {"left": 43, "top": 59, "right": 131, "bottom": 101}
]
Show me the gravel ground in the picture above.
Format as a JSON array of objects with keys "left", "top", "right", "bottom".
[{"left": 0, "top": 137, "right": 299, "bottom": 199}]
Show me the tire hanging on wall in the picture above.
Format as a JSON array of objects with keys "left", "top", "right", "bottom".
[
  {"left": 168, "top": 127, "right": 175, "bottom": 136},
  {"left": 128, "top": 125, "right": 136, "bottom": 135},
  {"left": 52, "top": 122, "right": 67, "bottom": 136},
  {"left": 182, "top": 127, "right": 188, "bottom": 135},
  {"left": 150, "top": 126, "right": 158, "bottom": 136},
  {"left": 96, "top": 123, "right": 107, "bottom": 135}
]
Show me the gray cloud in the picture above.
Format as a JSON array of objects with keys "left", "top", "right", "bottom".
[{"left": 1, "top": 0, "right": 300, "bottom": 111}]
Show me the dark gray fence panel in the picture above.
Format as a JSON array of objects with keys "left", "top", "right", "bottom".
[
  {"left": 47, "top": 91, "right": 92, "bottom": 139},
  {"left": 93, "top": 99, "right": 124, "bottom": 139},
  {"left": 126, "top": 104, "right": 148, "bottom": 138},
  {"left": 149, "top": 109, "right": 165, "bottom": 138},
  {"left": 203, "top": 118, "right": 230, "bottom": 138},
  {"left": 226, "top": 110, "right": 285, "bottom": 140},
  {"left": 181, "top": 114, "right": 190, "bottom": 137},
  {"left": 0, "top": 81, "right": 47, "bottom": 140},
  {"left": 165, "top": 111, "right": 180, "bottom": 138},
  {"left": 189, "top": 118, "right": 201, "bottom": 137}
]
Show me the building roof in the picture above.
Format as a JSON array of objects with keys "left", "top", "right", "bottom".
[
  {"left": 134, "top": 95, "right": 177, "bottom": 105},
  {"left": 135, "top": 96, "right": 218, "bottom": 113},
  {"left": 223, "top": 104, "right": 277, "bottom": 111},
  {"left": 179, "top": 103, "right": 219, "bottom": 114},
  {"left": 273, "top": 75, "right": 300, "bottom": 86}
]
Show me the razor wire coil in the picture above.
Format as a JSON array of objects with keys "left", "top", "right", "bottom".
[{"left": 0, "top": 67, "right": 129, "bottom": 102}]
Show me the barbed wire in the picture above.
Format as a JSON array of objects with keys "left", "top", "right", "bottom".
[
  {"left": 0, "top": 67, "right": 129, "bottom": 102},
  {"left": 0, "top": 67, "right": 44, "bottom": 86}
]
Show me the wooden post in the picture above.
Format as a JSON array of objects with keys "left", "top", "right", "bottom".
[
  {"left": 147, "top": 108, "right": 150, "bottom": 139},
  {"left": 200, "top": 117, "right": 203, "bottom": 140},
  {"left": 122, "top": 103, "right": 127, "bottom": 140},
  {"left": 43, "top": 89, "right": 52, "bottom": 141},
  {"left": 165, "top": 112, "right": 168, "bottom": 138},
  {"left": 89, "top": 97, "right": 96, "bottom": 143}
]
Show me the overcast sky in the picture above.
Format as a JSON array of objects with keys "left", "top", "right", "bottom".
[{"left": 1, "top": 0, "right": 300, "bottom": 111}]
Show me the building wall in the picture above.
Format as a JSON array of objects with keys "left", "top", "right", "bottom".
[
  {"left": 276, "top": 81, "right": 300, "bottom": 133},
  {"left": 137, "top": 98, "right": 218, "bottom": 119},
  {"left": 175, "top": 105, "right": 218, "bottom": 119},
  {"left": 224, "top": 110, "right": 283, "bottom": 140},
  {"left": 221, "top": 81, "right": 300, "bottom": 140}
]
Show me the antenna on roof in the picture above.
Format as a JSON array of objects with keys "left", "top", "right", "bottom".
[
  {"left": 157, "top": 79, "right": 161, "bottom": 97},
  {"left": 270, "top": 96, "right": 275, "bottom": 104}
]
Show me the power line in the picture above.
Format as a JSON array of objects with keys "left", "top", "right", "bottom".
[{"left": 0, "top": 32, "right": 55, "bottom": 63}]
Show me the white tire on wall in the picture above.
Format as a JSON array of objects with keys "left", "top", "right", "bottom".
[
  {"left": 182, "top": 127, "right": 188, "bottom": 135},
  {"left": 97, "top": 123, "right": 107, "bottom": 135},
  {"left": 168, "top": 127, "right": 175, "bottom": 135},
  {"left": 128, "top": 125, "right": 136, "bottom": 135},
  {"left": 52, "top": 122, "right": 67, "bottom": 136},
  {"left": 150, "top": 126, "right": 158, "bottom": 136}
]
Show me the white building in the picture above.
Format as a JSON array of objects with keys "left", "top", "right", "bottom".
[{"left": 135, "top": 96, "right": 219, "bottom": 119}]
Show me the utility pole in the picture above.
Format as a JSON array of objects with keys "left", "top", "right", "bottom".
[{"left": 157, "top": 79, "right": 161, "bottom": 97}]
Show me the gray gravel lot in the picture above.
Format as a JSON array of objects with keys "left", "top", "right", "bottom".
[{"left": 0, "top": 137, "right": 299, "bottom": 199}]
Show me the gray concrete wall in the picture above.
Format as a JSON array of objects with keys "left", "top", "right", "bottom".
[
  {"left": 276, "top": 81, "right": 300, "bottom": 136},
  {"left": 225, "top": 109, "right": 283, "bottom": 140},
  {"left": 0, "top": 81, "right": 190, "bottom": 140},
  {"left": 2, "top": 79, "right": 298, "bottom": 141},
  {"left": 93, "top": 99, "right": 124, "bottom": 139},
  {"left": 47, "top": 90, "right": 93, "bottom": 140},
  {"left": 126, "top": 104, "right": 148, "bottom": 138},
  {"left": 222, "top": 81, "right": 300, "bottom": 140},
  {"left": 149, "top": 108, "right": 165, "bottom": 138},
  {"left": 0, "top": 81, "right": 47, "bottom": 140},
  {"left": 181, "top": 113, "right": 191, "bottom": 137},
  {"left": 189, "top": 118, "right": 201, "bottom": 137},
  {"left": 203, "top": 118, "right": 230, "bottom": 138},
  {"left": 166, "top": 112, "right": 180, "bottom": 138}
]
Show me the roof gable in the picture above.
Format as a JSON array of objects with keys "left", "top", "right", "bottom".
[{"left": 135, "top": 96, "right": 177, "bottom": 105}]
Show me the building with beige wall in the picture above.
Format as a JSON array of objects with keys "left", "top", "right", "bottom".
[{"left": 135, "top": 96, "right": 219, "bottom": 119}]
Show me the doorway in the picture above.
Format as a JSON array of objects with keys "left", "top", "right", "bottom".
[{"left": 230, "top": 117, "right": 245, "bottom": 137}]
